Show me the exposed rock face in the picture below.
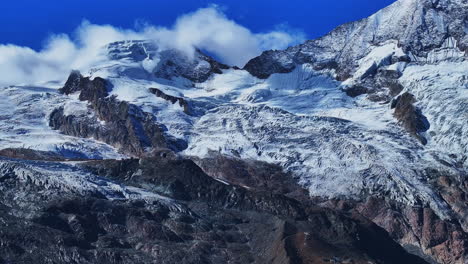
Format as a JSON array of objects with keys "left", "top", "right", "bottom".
[
  {"left": 428, "top": 168, "right": 468, "bottom": 232},
  {"left": 50, "top": 72, "right": 187, "bottom": 156},
  {"left": 81, "top": 156, "right": 306, "bottom": 217},
  {"left": 243, "top": 49, "right": 298, "bottom": 79},
  {"left": 342, "top": 85, "right": 369, "bottom": 98},
  {"left": 149, "top": 88, "right": 191, "bottom": 115},
  {"left": 193, "top": 152, "right": 468, "bottom": 264},
  {"left": 391, "top": 92, "right": 430, "bottom": 144},
  {"left": 190, "top": 153, "right": 309, "bottom": 201},
  {"left": 371, "top": 69, "right": 405, "bottom": 97},
  {"left": 320, "top": 196, "right": 468, "bottom": 264},
  {"left": 0, "top": 156, "right": 428, "bottom": 264},
  {"left": 0, "top": 148, "right": 69, "bottom": 161},
  {"left": 60, "top": 70, "right": 109, "bottom": 101},
  {"left": 347, "top": 67, "right": 406, "bottom": 102},
  {"left": 153, "top": 49, "right": 230, "bottom": 82}
]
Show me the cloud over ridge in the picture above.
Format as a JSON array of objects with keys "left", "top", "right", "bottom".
[{"left": 0, "top": 6, "right": 305, "bottom": 87}]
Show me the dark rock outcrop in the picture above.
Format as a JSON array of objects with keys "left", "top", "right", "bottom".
[
  {"left": 59, "top": 70, "right": 84, "bottom": 95},
  {"left": 81, "top": 156, "right": 307, "bottom": 218},
  {"left": 344, "top": 67, "right": 405, "bottom": 102},
  {"left": 149, "top": 88, "right": 191, "bottom": 115},
  {"left": 429, "top": 168, "right": 468, "bottom": 233},
  {"left": 153, "top": 48, "right": 230, "bottom": 83},
  {"left": 319, "top": 196, "right": 468, "bottom": 264},
  {"left": 0, "top": 148, "right": 69, "bottom": 161},
  {"left": 49, "top": 98, "right": 185, "bottom": 156},
  {"left": 243, "top": 49, "right": 297, "bottom": 79},
  {"left": 60, "top": 70, "right": 109, "bottom": 101},
  {"left": 375, "top": 69, "right": 405, "bottom": 97},
  {"left": 342, "top": 85, "right": 369, "bottom": 98},
  {"left": 391, "top": 92, "right": 430, "bottom": 144},
  {"left": 50, "top": 71, "right": 187, "bottom": 156},
  {"left": 190, "top": 153, "right": 309, "bottom": 201}
]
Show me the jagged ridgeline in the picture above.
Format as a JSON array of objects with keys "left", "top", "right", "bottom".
[{"left": 0, "top": 0, "right": 467, "bottom": 263}]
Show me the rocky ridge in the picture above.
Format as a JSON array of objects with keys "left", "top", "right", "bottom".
[{"left": 50, "top": 71, "right": 187, "bottom": 156}]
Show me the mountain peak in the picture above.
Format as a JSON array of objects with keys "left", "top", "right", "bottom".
[
  {"left": 92, "top": 40, "right": 230, "bottom": 83},
  {"left": 244, "top": 0, "right": 466, "bottom": 79}
]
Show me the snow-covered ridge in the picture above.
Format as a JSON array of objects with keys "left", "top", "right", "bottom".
[{"left": 244, "top": 0, "right": 466, "bottom": 80}]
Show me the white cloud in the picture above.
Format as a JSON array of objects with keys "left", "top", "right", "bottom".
[{"left": 0, "top": 6, "right": 305, "bottom": 87}]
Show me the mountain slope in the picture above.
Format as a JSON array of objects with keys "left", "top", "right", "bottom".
[{"left": 0, "top": 0, "right": 467, "bottom": 263}]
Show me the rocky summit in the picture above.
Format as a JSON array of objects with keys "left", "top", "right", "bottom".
[{"left": 0, "top": 0, "right": 467, "bottom": 263}]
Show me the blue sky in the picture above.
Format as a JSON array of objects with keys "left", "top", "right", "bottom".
[
  {"left": 2, "top": 0, "right": 396, "bottom": 50},
  {"left": 0, "top": 0, "right": 398, "bottom": 86}
]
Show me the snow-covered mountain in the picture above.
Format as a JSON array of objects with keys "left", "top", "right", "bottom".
[
  {"left": 244, "top": 0, "right": 466, "bottom": 79},
  {"left": 0, "top": 0, "right": 467, "bottom": 263}
]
